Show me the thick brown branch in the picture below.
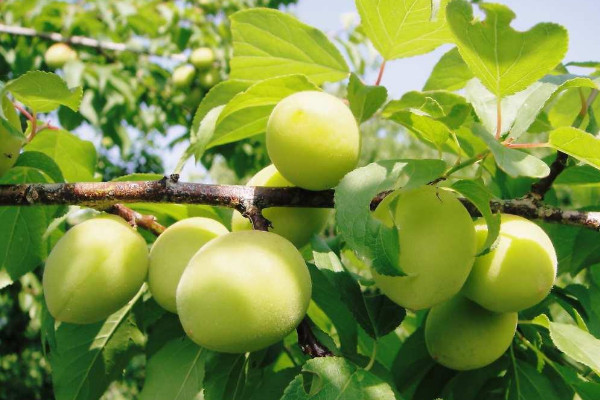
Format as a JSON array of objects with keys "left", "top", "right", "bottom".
[
  {"left": 107, "top": 204, "right": 166, "bottom": 236},
  {"left": 1, "top": 179, "right": 599, "bottom": 232},
  {"left": 0, "top": 24, "right": 187, "bottom": 62}
]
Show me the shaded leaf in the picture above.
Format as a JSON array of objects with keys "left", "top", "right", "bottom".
[
  {"left": 347, "top": 73, "right": 387, "bottom": 123},
  {"left": 549, "top": 127, "right": 600, "bottom": 170},
  {"left": 549, "top": 322, "right": 600, "bottom": 374},
  {"left": 423, "top": 47, "right": 473, "bottom": 91}
]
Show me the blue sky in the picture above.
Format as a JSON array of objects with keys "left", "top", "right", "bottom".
[{"left": 289, "top": 0, "right": 600, "bottom": 98}]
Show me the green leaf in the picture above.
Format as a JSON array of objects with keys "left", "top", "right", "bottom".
[
  {"left": 139, "top": 337, "right": 211, "bottom": 400},
  {"left": 555, "top": 165, "right": 600, "bottom": 186},
  {"left": 0, "top": 92, "right": 26, "bottom": 141},
  {"left": 507, "top": 359, "right": 563, "bottom": 400},
  {"left": 549, "top": 322, "right": 600, "bottom": 374},
  {"left": 191, "top": 80, "right": 253, "bottom": 138},
  {"left": 447, "top": 0, "right": 568, "bottom": 97},
  {"left": 423, "top": 47, "right": 473, "bottom": 91},
  {"left": 203, "top": 353, "right": 246, "bottom": 400},
  {"left": 15, "top": 151, "right": 65, "bottom": 183},
  {"left": 311, "top": 237, "right": 404, "bottom": 339},
  {"left": 473, "top": 124, "right": 550, "bottom": 178},
  {"left": 466, "top": 76, "right": 599, "bottom": 140},
  {"left": 356, "top": 0, "right": 452, "bottom": 60},
  {"left": 230, "top": 9, "right": 349, "bottom": 84},
  {"left": 451, "top": 179, "right": 500, "bottom": 255},
  {"left": 247, "top": 369, "right": 299, "bottom": 400},
  {"left": 188, "top": 105, "right": 225, "bottom": 163},
  {"left": 0, "top": 167, "right": 53, "bottom": 285},
  {"left": 26, "top": 129, "right": 97, "bottom": 182},
  {"left": 391, "top": 327, "right": 436, "bottom": 398},
  {"left": 5, "top": 71, "right": 83, "bottom": 112},
  {"left": 50, "top": 289, "right": 145, "bottom": 400},
  {"left": 335, "top": 159, "right": 445, "bottom": 276},
  {"left": 281, "top": 357, "right": 397, "bottom": 399},
  {"left": 209, "top": 75, "right": 319, "bottom": 148},
  {"left": 384, "top": 110, "right": 452, "bottom": 148},
  {"left": 549, "top": 127, "right": 600, "bottom": 170},
  {"left": 347, "top": 73, "right": 387, "bottom": 123}
]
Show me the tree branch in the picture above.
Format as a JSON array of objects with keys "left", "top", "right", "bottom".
[
  {"left": 0, "top": 24, "right": 187, "bottom": 62},
  {"left": 1, "top": 179, "right": 599, "bottom": 231},
  {"left": 107, "top": 204, "right": 166, "bottom": 235}
]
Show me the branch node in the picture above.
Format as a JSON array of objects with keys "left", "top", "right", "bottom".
[
  {"left": 297, "top": 318, "right": 333, "bottom": 358},
  {"left": 169, "top": 174, "right": 180, "bottom": 183}
]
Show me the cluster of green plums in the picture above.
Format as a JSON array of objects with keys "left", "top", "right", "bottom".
[
  {"left": 172, "top": 47, "right": 220, "bottom": 90},
  {"left": 373, "top": 186, "right": 557, "bottom": 370},
  {"left": 41, "top": 89, "right": 557, "bottom": 368}
]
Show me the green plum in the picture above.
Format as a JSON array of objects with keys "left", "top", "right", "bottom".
[
  {"left": 44, "top": 43, "right": 77, "bottom": 68},
  {"left": 43, "top": 217, "right": 149, "bottom": 324},
  {"left": 173, "top": 64, "right": 196, "bottom": 88},
  {"left": 0, "top": 96, "right": 24, "bottom": 177},
  {"left": 198, "top": 69, "right": 220, "bottom": 89},
  {"left": 462, "top": 214, "right": 557, "bottom": 313},
  {"left": 372, "top": 186, "right": 476, "bottom": 310},
  {"left": 266, "top": 91, "right": 360, "bottom": 191},
  {"left": 231, "top": 165, "right": 330, "bottom": 248},
  {"left": 176, "top": 231, "right": 311, "bottom": 353},
  {"left": 190, "top": 47, "right": 215, "bottom": 69},
  {"left": 149, "top": 217, "right": 228, "bottom": 313},
  {"left": 425, "top": 295, "right": 517, "bottom": 370}
]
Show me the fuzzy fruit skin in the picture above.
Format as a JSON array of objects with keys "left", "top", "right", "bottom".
[
  {"left": 173, "top": 64, "right": 196, "bottom": 88},
  {"left": 44, "top": 43, "right": 77, "bottom": 68},
  {"left": 462, "top": 214, "right": 557, "bottom": 313},
  {"left": 43, "top": 218, "right": 149, "bottom": 324},
  {"left": 231, "top": 165, "right": 330, "bottom": 248},
  {"left": 266, "top": 91, "right": 360, "bottom": 191},
  {"left": 176, "top": 231, "right": 311, "bottom": 353},
  {"left": 190, "top": 47, "right": 215, "bottom": 69},
  {"left": 425, "top": 295, "right": 517, "bottom": 370},
  {"left": 149, "top": 217, "right": 228, "bottom": 313},
  {"left": 372, "top": 186, "right": 476, "bottom": 310},
  {"left": 0, "top": 96, "right": 24, "bottom": 176}
]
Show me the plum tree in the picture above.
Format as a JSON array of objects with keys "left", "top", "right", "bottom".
[
  {"left": 371, "top": 186, "right": 476, "bottom": 310},
  {"left": 231, "top": 165, "right": 330, "bottom": 247},
  {"left": 0, "top": 96, "right": 24, "bottom": 177},
  {"left": 462, "top": 214, "right": 557, "bottom": 313},
  {"left": 425, "top": 295, "right": 518, "bottom": 370},
  {"left": 43, "top": 217, "right": 149, "bottom": 324},
  {"left": 148, "top": 217, "right": 228, "bottom": 313},
  {"left": 176, "top": 230, "right": 311, "bottom": 353},
  {"left": 198, "top": 69, "right": 220, "bottom": 89},
  {"left": 190, "top": 47, "right": 215, "bottom": 69},
  {"left": 172, "top": 64, "right": 196, "bottom": 88},
  {"left": 266, "top": 91, "right": 360, "bottom": 191},
  {"left": 44, "top": 43, "right": 77, "bottom": 68}
]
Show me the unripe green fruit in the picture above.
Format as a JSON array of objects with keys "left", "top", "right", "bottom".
[
  {"left": 190, "top": 47, "right": 215, "bottom": 69},
  {"left": 372, "top": 186, "right": 476, "bottom": 310},
  {"left": 44, "top": 43, "right": 77, "bottom": 69},
  {"left": 43, "top": 218, "right": 149, "bottom": 324},
  {"left": 149, "top": 217, "right": 228, "bottom": 313},
  {"left": 462, "top": 214, "right": 557, "bottom": 313},
  {"left": 0, "top": 96, "right": 24, "bottom": 177},
  {"left": 173, "top": 64, "right": 196, "bottom": 88},
  {"left": 231, "top": 165, "right": 330, "bottom": 248},
  {"left": 198, "top": 69, "right": 220, "bottom": 89},
  {"left": 425, "top": 296, "right": 517, "bottom": 370},
  {"left": 266, "top": 91, "right": 360, "bottom": 190},
  {"left": 176, "top": 231, "right": 311, "bottom": 353}
]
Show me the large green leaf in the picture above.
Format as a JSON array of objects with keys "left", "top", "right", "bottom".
[
  {"left": 423, "top": 47, "right": 473, "bottom": 91},
  {"left": 549, "top": 127, "right": 600, "bottom": 170},
  {"left": 549, "top": 322, "right": 600, "bottom": 374},
  {"left": 26, "top": 129, "right": 97, "bottom": 182},
  {"left": 229, "top": 9, "right": 349, "bottom": 84},
  {"left": 447, "top": 0, "right": 568, "bottom": 97},
  {"left": 281, "top": 357, "right": 397, "bottom": 399},
  {"left": 140, "top": 337, "right": 211, "bottom": 400},
  {"left": 473, "top": 124, "right": 550, "bottom": 178},
  {"left": 356, "top": 0, "right": 452, "bottom": 60},
  {"left": 5, "top": 71, "right": 83, "bottom": 112},
  {"left": 0, "top": 167, "right": 53, "bottom": 287},
  {"left": 50, "top": 289, "right": 145, "bottom": 400},
  {"left": 507, "top": 359, "right": 563, "bottom": 400},
  {"left": 335, "top": 159, "right": 446, "bottom": 276},
  {"left": 209, "top": 75, "right": 319, "bottom": 148},
  {"left": 347, "top": 73, "right": 387, "bottom": 123}
]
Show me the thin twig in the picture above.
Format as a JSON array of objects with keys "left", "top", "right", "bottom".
[
  {"left": 495, "top": 97, "right": 502, "bottom": 140},
  {"left": 375, "top": 60, "right": 386, "bottom": 86},
  {"left": 107, "top": 203, "right": 166, "bottom": 235}
]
